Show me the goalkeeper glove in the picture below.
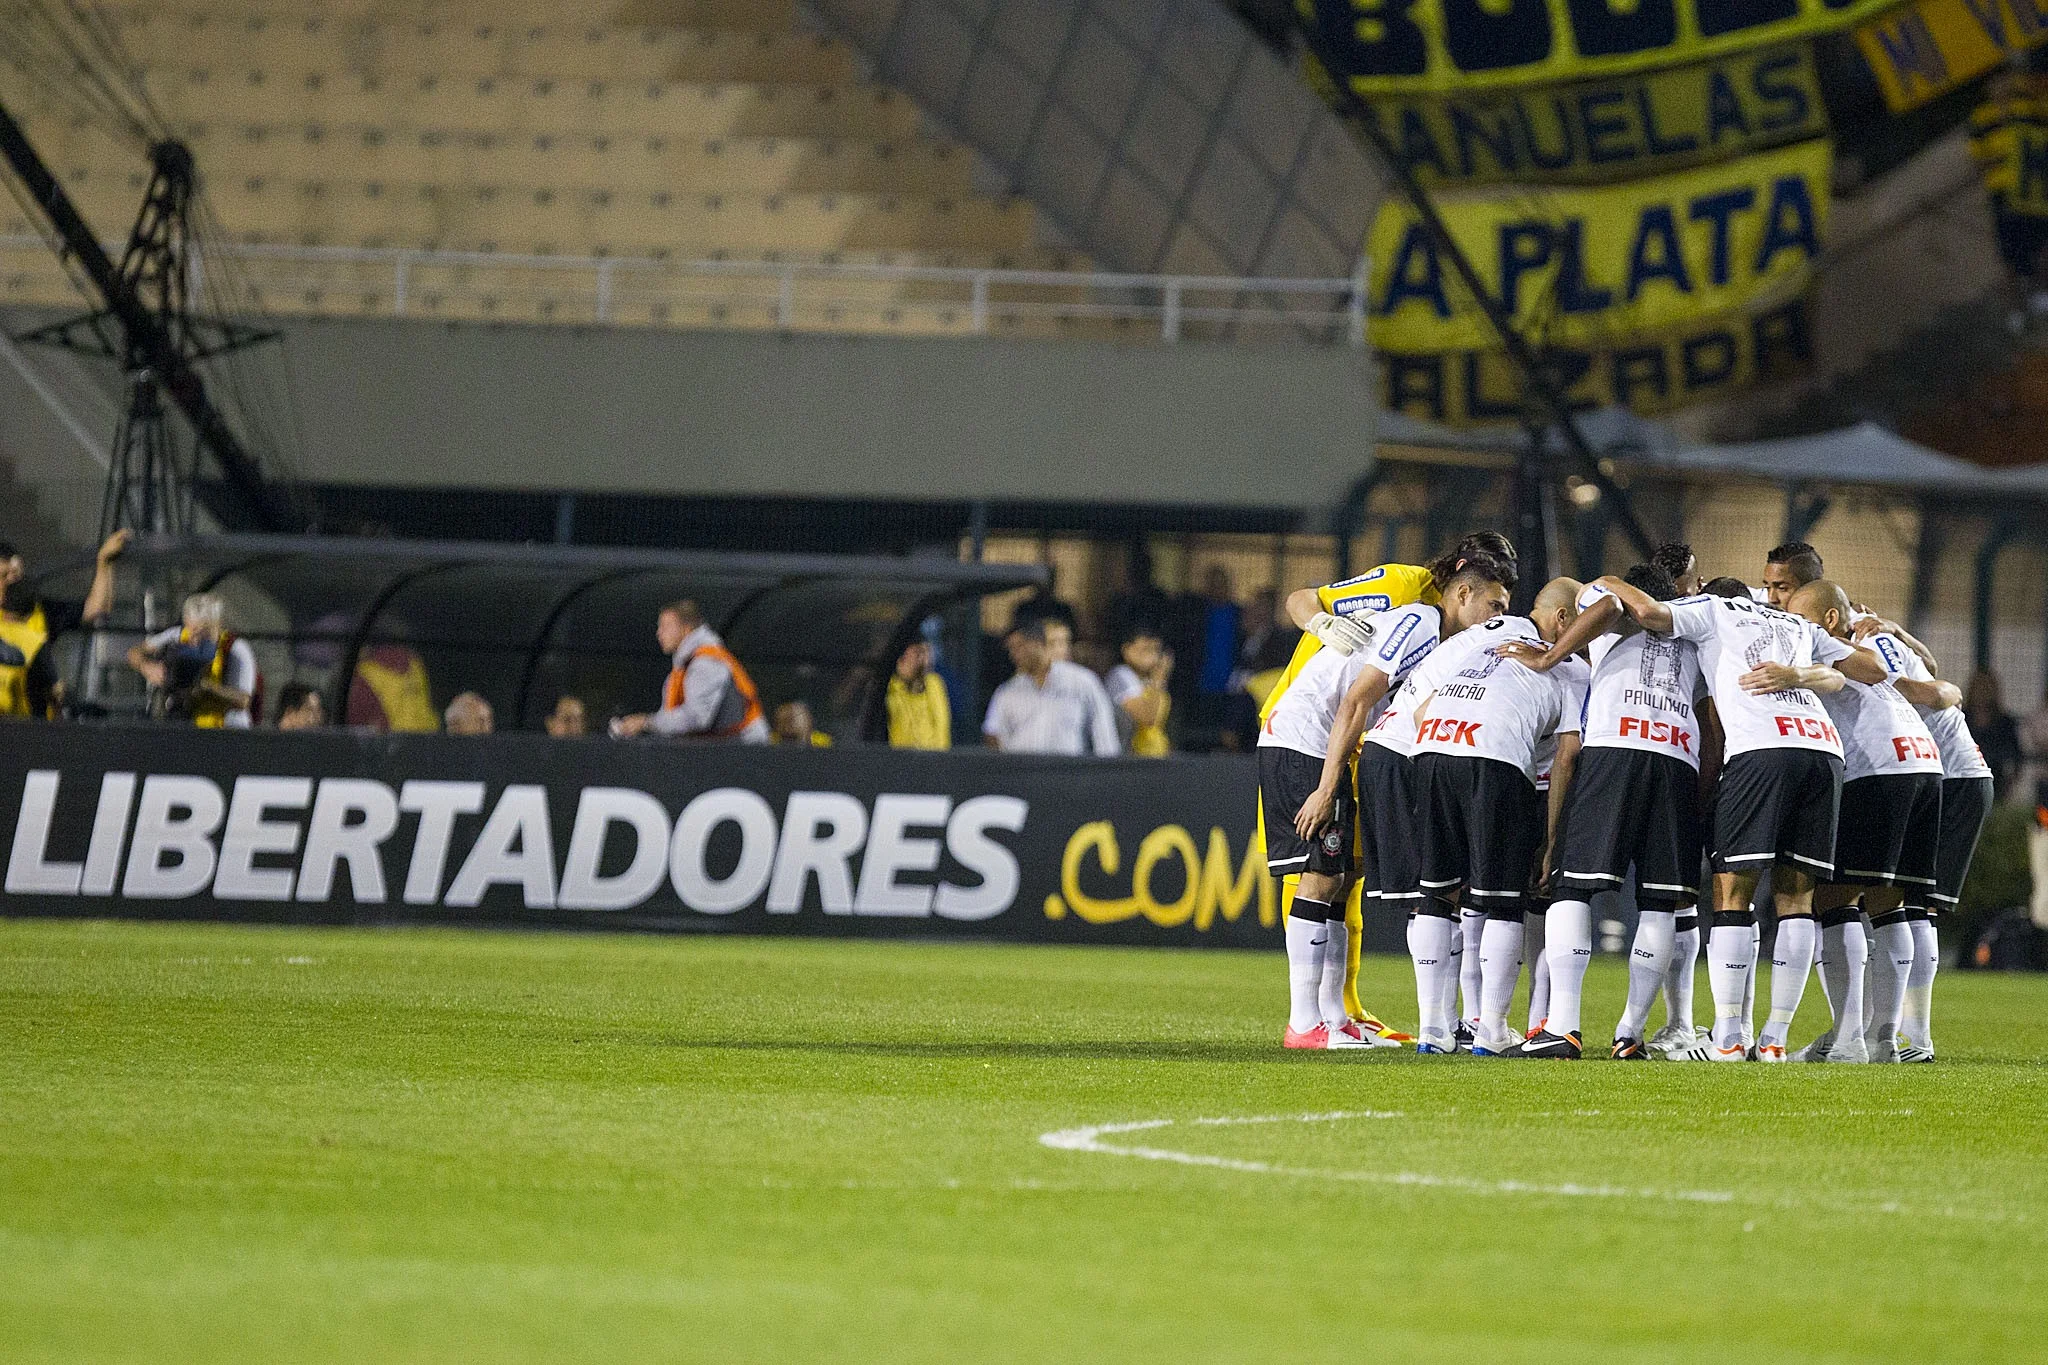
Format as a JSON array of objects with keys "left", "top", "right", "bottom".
[{"left": 1305, "top": 611, "right": 1373, "bottom": 656}]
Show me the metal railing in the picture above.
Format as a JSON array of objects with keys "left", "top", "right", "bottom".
[{"left": 0, "top": 234, "right": 1369, "bottom": 343}]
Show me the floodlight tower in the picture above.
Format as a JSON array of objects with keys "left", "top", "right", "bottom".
[{"left": 0, "top": 102, "right": 298, "bottom": 535}]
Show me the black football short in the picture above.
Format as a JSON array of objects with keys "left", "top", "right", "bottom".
[
  {"left": 1712, "top": 748, "right": 1843, "bottom": 878},
  {"left": 1415, "top": 752, "right": 1544, "bottom": 913},
  {"left": 1356, "top": 742, "right": 1421, "bottom": 907},
  {"left": 1927, "top": 775, "right": 1994, "bottom": 911},
  {"left": 1259, "top": 746, "right": 1355, "bottom": 877},
  {"left": 1831, "top": 773, "right": 1941, "bottom": 889},
  {"left": 1554, "top": 746, "right": 1703, "bottom": 908}
]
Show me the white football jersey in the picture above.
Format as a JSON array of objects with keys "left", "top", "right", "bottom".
[
  {"left": 1260, "top": 602, "right": 1440, "bottom": 760},
  {"left": 1366, "top": 610, "right": 1506, "bottom": 758},
  {"left": 1406, "top": 617, "right": 1587, "bottom": 783},
  {"left": 1867, "top": 633, "right": 1991, "bottom": 779},
  {"left": 1577, "top": 583, "right": 1709, "bottom": 770},
  {"left": 1664, "top": 594, "right": 1848, "bottom": 760},
  {"left": 1811, "top": 630, "right": 1958, "bottom": 782}
]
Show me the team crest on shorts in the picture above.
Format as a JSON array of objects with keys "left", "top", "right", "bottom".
[{"left": 1320, "top": 825, "right": 1344, "bottom": 856}]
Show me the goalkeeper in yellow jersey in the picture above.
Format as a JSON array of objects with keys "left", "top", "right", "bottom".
[{"left": 1259, "top": 530, "right": 1518, "bottom": 1039}]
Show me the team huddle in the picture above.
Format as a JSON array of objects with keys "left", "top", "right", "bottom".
[{"left": 1258, "top": 533, "right": 1987, "bottom": 1062}]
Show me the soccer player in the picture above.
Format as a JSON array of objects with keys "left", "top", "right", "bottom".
[
  {"left": 1503, "top": 562, "right": 1714, "bottom": 1060},
  {"left": 1264, "top": 530, "right": 1517, "bottom": 1034},
  {"left": 1294, "top": 556, "right": 1517, "bottom": 1046},
  {"left": 1399, "top": 579, "right": 1588, "bottom": 1056},
  {"left": 1858, "top": 623, "right": 1984, "bottom": 1061},
  {"left": 1760, "top": 543, "right": 1824, "bottom": 608},
  {"left": 1264, "top": 596, "right": 1456, "bottom": 1049},
  {"left": 1780, "top": 582, "right": 1945, "bottom": 1062},
  {"left": 1589, "top": 572, "right": 1886, "bottom": 1061}
]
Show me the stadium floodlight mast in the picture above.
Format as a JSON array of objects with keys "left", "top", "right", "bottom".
[
  {"left": 0, "top": 101, "right": 298, "bottom": 536},
  {"left": 1299, "top": 60, "right": 1658, "bottom": 589}
]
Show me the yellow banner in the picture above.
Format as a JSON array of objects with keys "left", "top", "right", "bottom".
[
  {"left": 1855, "top": 0, "right": 2048, "bottom": 112},
  {"left": 1368, "top": 137, "right": 1830, "bottom": 352},
  {"left": 1294, "top": 0, "right": 1906, "bottom": 97},
  {"left": 1362, "top": 44, "right": 1826, "bottom": 185},
  {"left": 1969, "top": 93, "right": 2048, "bottom": 214},
  {"left": 1377, "top": 295, "right": 1817, "bottom": 425}
]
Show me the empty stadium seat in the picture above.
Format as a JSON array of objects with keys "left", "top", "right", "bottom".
[{"left": 1, "top": 0, "right": 1091, "bottom": 337}]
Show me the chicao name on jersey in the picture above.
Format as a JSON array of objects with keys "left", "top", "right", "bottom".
[{"left": 1403, "top": 616, "right": 1586, "bottom": 783}]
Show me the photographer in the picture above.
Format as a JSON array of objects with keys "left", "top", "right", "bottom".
[{"left": 127, "top": 593, "right": 258, "bottom": 728}]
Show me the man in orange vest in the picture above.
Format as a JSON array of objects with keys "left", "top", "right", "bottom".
[{"left": 613, "top": 600, "right": 769, "bottom": 744}]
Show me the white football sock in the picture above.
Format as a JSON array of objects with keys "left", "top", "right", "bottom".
[
  {"left": 1318, "top": 914, "right": 1350, "bottom": 1028},
  {"left": 1527, "top": 917, "right": 1552, "bottom": 1034},
  {"left": 1667, "top": 921, "right": 1700, "bottom": 1029},
  {"left": 1818, "top": 919, "right": 1867, "bottom": 1044},
  {"left": 1866, "top": 920, "right": 1913, "bottom": 1048},
  {"left": 1759, "top": 916, "right": 1817, "bottom": 1050},
  {"left": 1459, "top": 908, "right": 1487, "bottom": 1029},
  {"left": 1478, "top": 916, "right": 1525, "bottom": 1036},
  {"left": 1441, "top": 917, "right": 1462, "bottom": 1032},
  {"left": 1708, "top": 923, "right": 1757, "bottom": 1049},
  {"left": 1619, "top": 909, "right": 1674, "bottom": 1039},
  {"left": 1902, "top": 920, "right": 1939, "bottom": 1049},
  {"left": 1542, "top": 899, "right": 1593, "bottom": 1037},
  {"left": 1408, "top": 913, "right": 1454, "bottom": 1039},
  {"left": 1742, "top": 922, "right": 1760, "bottom": 1037},
  {"left": 1285, "top": 913, "right": 1327, "bottom": 1034}
]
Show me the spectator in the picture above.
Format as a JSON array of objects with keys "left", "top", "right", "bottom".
[
  {"left": 983, "top": 617, "right": 1119, "bottom": 756},
  {"left": 274, "top": 683, "right": 325, "bottom": 730},
  {"left": 444, "top": 692, "right": 494, "bottom": 735},
  {"left": 612, "top": 600, "right": 769, "bottom": 744},
  {"left": 545, "top": 695, "right": 588, "bottom": 737},
  {"left": 127, "top": 593, "right": 258, "bottom": 728},
  {"left": 1195, "top": 565, "right": 1242, "bottom": 697},
  {"left": 0, "top": 529, "right": 126, "bottom": 720},
  {"left": 772, "top": 700, "right": 832, "bottom": 747},
  {"left": 1971, "top": 670, "right": 2024, "bottom": 798},
  {"left": 349, "top": 636, "right": 438, "bottom": 732},
  {"left": 1105, "top": 626, "right": 1173, "bottom": 756},
  {"left": 886, "top": 638, "right": 951, "bottom": 750},
  {"left": 1226, "top": 587, "right": 1299, "bottom": 749}
]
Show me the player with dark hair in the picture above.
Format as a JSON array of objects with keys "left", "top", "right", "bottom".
[
  {"left": 1398, "top": 579, "right": 1587, "bottom": 1056},
  {"left": 1259, "top": 531, "right": 1519, "bottom": 1037},
  {"left": 1287, "top": 556, "right": 1516, "bottom": 1049},
  {"left": 1587, "top": 570, "right": 1885, "bottom": 1061},
  {"left": 1762, "top": 542, "right": 1824, "bottom": 608},
  {"left": 1504, "top": 562, "right": 1717, "bottom": 1059},
  {"left": 1651, "top": 542, "right": 1701, "bottom": 596}
]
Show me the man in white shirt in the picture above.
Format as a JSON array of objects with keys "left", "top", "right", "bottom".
[
  {"left": 1398, "top": 579, "right": 1588, "bottom": 1056},
  {"left": 1504, "top": 561, "right": 1716, "bottom": 1059},
  {"left": 982, "top": 618, "right": 1120, "bottom": 757},
  {"left": 1788, "top": 581, "right": 1952, "bottom": 1063},
  {"left": 1861, "top": 623, "right": 1986, "bottom": 1062},
  {"left": 1592, "top": 574, "right": 1887, "bottom": 1061},
  {"left": 1266, "top": 558, "right": 1514, "bottom": 1050}
]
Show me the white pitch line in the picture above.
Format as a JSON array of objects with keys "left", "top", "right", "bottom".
[
  {"left": 1039, "top": 1115, "right": 1736, "bottom": 1205},
  {"left": 1038, "top": 1112, "right": 2026, "bottom": 1223}
]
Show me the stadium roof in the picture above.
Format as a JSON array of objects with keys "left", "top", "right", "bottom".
[{"left": 1377, "top": 412, "right": 2048, "bottom": 499}]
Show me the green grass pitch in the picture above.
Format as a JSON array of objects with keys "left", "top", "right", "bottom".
[{"left": 3, "top": 918, "right": 2045, "bottom": 1363}]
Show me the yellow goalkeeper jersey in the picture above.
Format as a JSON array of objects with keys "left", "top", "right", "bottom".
[{"left": 1257, "top": 562, "right": 1439, "bottom": 725}]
